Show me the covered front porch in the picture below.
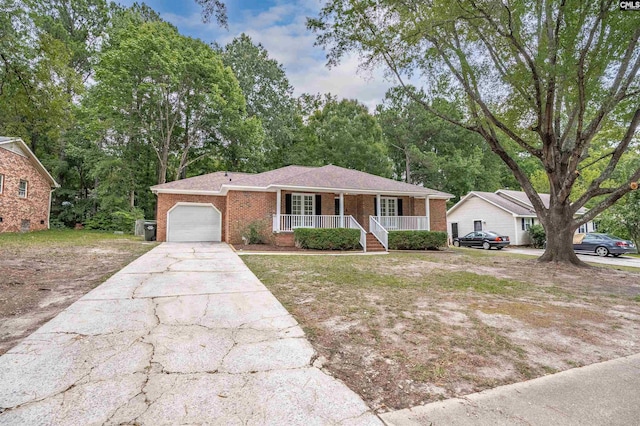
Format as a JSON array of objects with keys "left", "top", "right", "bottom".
[{"left": 271, "top": 189, "right": 434, "bottom": 251}]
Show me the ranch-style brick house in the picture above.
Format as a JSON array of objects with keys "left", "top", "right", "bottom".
[
  {"left": 447, "top": 189, "right": 595, "bottom": 246},
  {"left": 151, "top": 165, "right": 452, "bottom": 251},
  {"left": 0, "top": 137, "right": 59, "bottom": 233}
]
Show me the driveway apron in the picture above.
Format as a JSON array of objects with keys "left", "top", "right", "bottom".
[{"left": 0, "top": 243, "right": 381, "bottom": 425}]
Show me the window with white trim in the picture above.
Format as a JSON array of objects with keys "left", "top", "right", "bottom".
[
  {"left": 0, "top": 173, "right": 4, "bottom": 194},
  {"left": 380, "top": 197, "right": 397, "bottom": 216},
  {"left": 18, "top": 180, "right": 28, "bottom": 198},
  {"left": 291, "top": 194, "right": 314, "bottom": 216},
  {"left": 578, "top": 223, "right": 587, "bottom": 233},
  {"left": 522, "top": 217, "right": 534, "bottom": 231}
]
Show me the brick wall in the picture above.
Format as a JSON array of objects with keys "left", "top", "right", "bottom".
[
  {"left": 429, "top": 199, "right": 447, "bottom": 231},
  {"left": 274, "top": 232, "right": 295, "bottom": 247},
  {"left": 226, "top": 191, "right": 276, "bottom": 244},
  {"left": 156, "top": 193, "right": 226, "bottom": 242},
  {"left": 0, "top": 147, "right": 51, "bottom": 233}
]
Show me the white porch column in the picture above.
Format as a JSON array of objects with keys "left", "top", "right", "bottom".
[
  {"left": 276, "top": 189, "right": 281, "bottom": 232},
  {"left": 339, "top": 192, "right": 344, "bottom": 227},
  {"left": 425, "top": 195, "right": 430, "bottom": 231}
]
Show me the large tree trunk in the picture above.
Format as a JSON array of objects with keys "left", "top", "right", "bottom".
[{"left": 538, "top": 204, "right": 586, "bottom": 266}]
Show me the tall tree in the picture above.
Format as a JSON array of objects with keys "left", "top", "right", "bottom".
[
  {"left": 91, "top": 19, "right": 262, "bottom": 185},
  {"left": 376, "top": 86, "right": 509, "bottom": 197},
  {"left": 309, "top": 0, "right": 640, "bottom": 264},
  {"left": 220, "top": 34, "right": 301, "bottom": 169},
  {"left": 290, "top": 98, "right": 392, "bottom": 177}
]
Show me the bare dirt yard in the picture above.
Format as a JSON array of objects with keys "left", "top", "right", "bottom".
[
  {"left": 243, "top": 249, "right": 640, "bottom": 413},
  {"left": 0, "top": 230, "right": 155, "bottom": 354}
]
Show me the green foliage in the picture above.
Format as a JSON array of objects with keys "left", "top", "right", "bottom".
[
  {"left": 309, "top": 0, "right": 640, "bottom": 263},
  {"left": 293, "top": 228, "right": 361, "bottom": 250},
  {"left": 376, "top": 87, "right": 511, "bottom": 198},
  {"left": 221, "top": 34, "right": 301, "bottom": 170},
  {"left": 84, "top": 208, "right": 143, "bottom": 233},
  {"left": 289, "top": 98, "right": 392, "bottom": 177},
  {"left": 241, "top": 220, "right": 268, "bottom": 245},
  {"left": 387, "top": 231, "right": 448, "bottom": 250},
  {"left": 527, "top": 224, "right": 546, "bottom": 249},
  {"left": 597, "top": 190, "right": 640, "bottom": 249}
]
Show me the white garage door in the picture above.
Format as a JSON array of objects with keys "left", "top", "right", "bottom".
[{"left": 167, "top": 204, "right": 221, "bottom": 242}]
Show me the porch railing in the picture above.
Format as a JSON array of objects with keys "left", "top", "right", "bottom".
[
  {"left": 372, "top": 216, "right": 429, "bottom": 231},
  {"left": 273, "top": 214, "right": 368, "bottom": 251},
  {"left": 348, "top": 216, "right": 367, "bottom": 252},
  {"left": 369, "top": 216, "right": 388, "bottom": 250},
  {"left": 275, "top": 214, "right": 349, "bottom": 232}
]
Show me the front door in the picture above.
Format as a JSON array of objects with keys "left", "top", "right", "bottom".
[{"left": 292, "top": 194, "right": 314, "bottom": 227}]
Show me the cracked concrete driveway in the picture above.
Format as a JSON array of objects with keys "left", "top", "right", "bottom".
[{"left": 0, "top": 243, "right": 381, "bottom": 425}]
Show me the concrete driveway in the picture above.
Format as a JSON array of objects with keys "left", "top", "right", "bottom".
[
  {"left": 0, "top": 243, "right": 381, "bottom": 425},
  {"left": 504, "top": 247, "right": 640, "bottom": 268}
]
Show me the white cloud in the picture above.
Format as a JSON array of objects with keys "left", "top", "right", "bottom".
[{"left": 161, "top": 1, "right": 399, "bottom": 109}]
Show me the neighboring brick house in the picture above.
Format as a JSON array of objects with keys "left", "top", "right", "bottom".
[
  {"left": 151, "top": 165, "right": 452, "bottom": 251},
  {"left": 0, "top": 137, "right": 59, "bottom": 233}
]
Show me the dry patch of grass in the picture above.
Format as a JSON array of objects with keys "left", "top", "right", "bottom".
[
  {"left": 243, "top": 249, "right": 640, "bottom": 412},
  {"left": 0, "top": 229, "right": 156, "bottom": 354}
]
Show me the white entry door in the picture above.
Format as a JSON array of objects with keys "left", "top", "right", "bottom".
[{"left": 167, "top": 203, "right": 221, "bottom": 242}]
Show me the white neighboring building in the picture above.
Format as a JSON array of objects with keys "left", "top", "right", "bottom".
[{"left": 446, "top": 189, "right": 596, "bottom": 246}]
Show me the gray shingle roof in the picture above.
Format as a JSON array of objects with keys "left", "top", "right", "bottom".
[
  {"left": 151, "top": 164, "right": 452, "bottom": 197},
  {"left": 463, "top": 190, "right": 589, "bottom": 216},
  {"left": 472, "top": 191, "right": 537, "bottom": 215}
]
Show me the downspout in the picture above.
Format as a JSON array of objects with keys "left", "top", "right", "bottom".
[
  {"left": 425, "top": 195, "right": 430, "bottom": 231},
  {"left": 47, "top": 188, "right": 54, "bottom": 229}
]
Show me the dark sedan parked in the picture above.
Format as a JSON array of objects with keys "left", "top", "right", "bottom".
[
  {"left": 573, "top": 233, "right": 638, "bottom": 257},
  {"left": 453, "top": 231, "right": 511, "bottom": 250}
]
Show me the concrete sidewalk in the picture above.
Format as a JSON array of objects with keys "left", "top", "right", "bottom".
[
  {"left": 0, "top": 243, "right": 381, "bottom": 425},
  {"left": 381, "top": 353, "right": 640, "bottom": 426}
]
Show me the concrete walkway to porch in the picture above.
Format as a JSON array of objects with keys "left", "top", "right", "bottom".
[{"left": 0, "top": 243, "right": 381, "bottom": 425}]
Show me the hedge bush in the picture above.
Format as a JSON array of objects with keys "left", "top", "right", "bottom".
[
  {"left": 294, "top": 228, "right": 361, "bottom": 250},
  {"left": 84, "top": 209, "right": 143, "bottom": 234},
  {"left": 527, "top": 224, "right": 546, "bottom": 248},
  {"left": 388, "top": 230, "right": 448, "bottom": 250}
]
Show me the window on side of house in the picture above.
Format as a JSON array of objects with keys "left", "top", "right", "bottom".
[
  {"left": 473, "top": 220, "right": 482, "bottom": 231},
  {"left": 0, "top": 173, "right": 4, "bottom": 194},
  {"left": 522, "top": 217, "right": 534, "bottom": 230},
  {"left": 578, "top": 223, "right": 587, "bottom": 233},
  {"left": 380, "top": 197, "right": 397, "bottom": 217},
  {"left": 18, "top": 180, "right": 28, "bottom": 198}
]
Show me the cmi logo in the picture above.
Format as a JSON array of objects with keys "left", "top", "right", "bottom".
[{"left": 620, "top": 1, "right": 640, "bottom": 10}]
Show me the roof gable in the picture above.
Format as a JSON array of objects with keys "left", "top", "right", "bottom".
[{"left": 0, "top": 137, "right": 59, "bottom": 188}]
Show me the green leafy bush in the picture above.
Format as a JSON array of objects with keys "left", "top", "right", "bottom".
[
  {"left": 294, "top": 228, "right": 361, "bottom": 250},
  {"left": 388, "top": 230, "right": 448, "bottom": 250},
  {"left": 241, "top": 220, "right": 267, "bottom": 244},
  {"left": 84, "top": 209, "right": 143, "bottom": 234},
  {"left": 527, "top": 224, "right": 546, "bottom": 248}
]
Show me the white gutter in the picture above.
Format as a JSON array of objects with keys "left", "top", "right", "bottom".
[{"left": 47, "top": 189, "right": 54, "bottom": 229}]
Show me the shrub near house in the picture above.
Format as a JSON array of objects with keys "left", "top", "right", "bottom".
[
  {"left": 388, "top": 231, "right": 448, "bottom": 250},
  {"left": 294, "top": 228, "right": 361, "bottom": 250}
]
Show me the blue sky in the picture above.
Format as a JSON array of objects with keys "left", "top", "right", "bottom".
[{"left": 116, "top": 0, "right": 395, "bottom": 109}]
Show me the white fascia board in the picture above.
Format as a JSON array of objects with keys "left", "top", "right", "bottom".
[
  {"left": 448, "top": 192, "right": 520, "bottom": 216},
  {"left": 269, "top": 184, "right": 450, "bottom": 198},
  {"left": 446, "top": 192, "right": 475, "bottom": 215},
  {"left": 0, "top": 138, "right": 59, "bottom": 188},
  {"left": 152, "top": 183, "right": 452, "bottom": 199}
]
